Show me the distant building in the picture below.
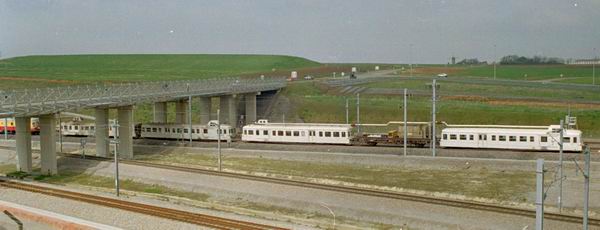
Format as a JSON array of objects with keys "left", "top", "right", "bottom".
[{"left": 570, "top": 59, "right": 600, "bottom": 65}]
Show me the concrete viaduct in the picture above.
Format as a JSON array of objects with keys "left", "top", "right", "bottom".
[{"left": 0, "top": 77, "right": 286, "bottom": 175}]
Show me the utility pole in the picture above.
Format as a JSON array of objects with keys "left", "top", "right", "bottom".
[
  {"left": 112, "top": 121, "right": 120, "bottom": 197},
  {"left": 217, "top": 109, "right": 222, "bottom": 171},
  {"left": 188, "top": 95, "right": 193, "bottom": 145},
  {"left": 432, "top": 79, "right": 437, "bottom": 157},
  {"left": 356, "top": 93, "right": 360, "bottom": 133},
  {"left": 3, "top": 117, "right": 7, "bottom": 140},
  {"left": 558, "top": 119, "right": 564, "bottom": 212},
  {"left": 494, "top": 44, "right": 497, "bottom": 80},
  {"left": 403, "top": 88, "right": 408, "bottom": 156},
  {"left": 593, "top": 48, "right": 596, "bottom": 85},
  {"left": 535, "top": 158, "right": 544, "bottom": 230},
  {"left": 345, "top": 99, "right": 349, "bottom": 124},
  {"left": 58, "top": 113, "right": 63, "bottom": 153},
  {"left": 583, "top": 146, "right": 590, "bottom": 230},
  {"left": 409, "top": 44, "right": 413, "bottom": 77}
]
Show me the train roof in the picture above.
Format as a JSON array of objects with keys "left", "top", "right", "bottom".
[
  {"left": 244, "top": 122, "right": 352, "bottom": 129},
  {"left": 443, "top": 127, "right": 582, "bottom": 135}
]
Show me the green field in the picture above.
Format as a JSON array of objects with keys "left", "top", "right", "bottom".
[
  {"left": 451, "top": 64, "right": 596, "bottom": 81},
  {"left": 2, "top": 54, "right": 599, "bottom": 137},
  {"left": 284, "top": 81, "right": 600, "bottom": 137},
  {"left": 0, "top": 54, "right": 321, "bottom": 89}
]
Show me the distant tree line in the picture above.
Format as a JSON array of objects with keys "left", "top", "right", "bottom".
[
  {"left": 456, "top": 58, "right": 487, "bottom": 65},
  {"left": 499, "top": 55, "right": 564, "bottom": 65}
]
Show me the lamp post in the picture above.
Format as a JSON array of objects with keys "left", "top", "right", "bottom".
[
  {"left": 593, "top": 48, "right": 596, "bottom": 85},
  {"left": 493, "top": 44, "right": 497, "bottom": 80},
  {"left": 403, "top": 88, "right": 408, "bottom": 156},
  {"left": 217, "top": 109, "right": 222, "bottom": 171}
]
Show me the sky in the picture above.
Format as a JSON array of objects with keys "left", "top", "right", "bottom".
[{"left": 0, "top": 0, "right": 598, "bottom": 63}]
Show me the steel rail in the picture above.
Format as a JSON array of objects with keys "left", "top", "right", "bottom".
[
  {"left": 64, "top": 154, "right": 600, "bottom": 226},
  {"left": 0, "top": 179, "right": 287, "bottom": 230}
]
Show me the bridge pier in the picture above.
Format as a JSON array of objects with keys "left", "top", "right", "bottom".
[
  {"left": 175, "top": 100, "right": 188, "bottom": 124},
  {"left": 117, "top": 106, "right": 133, "bottom": 159},
  {"left": 39, "top": 114, "right": 57, "bottom": 175},
  {"left": 153, "top": 102, "right": 167, "bottom": 123},
  {"left": 219, "top": 95, "right": 238, "bottom": 127},
  {"left": 95, "top": 108, "right": 109, "bottom": 157},
  {"left": 198, "top": 97, "right": 211, "bottom": 124},
  {"left": 245, "top": 93, "right": 258, "bottom": 124},
  {"left": 15, "top": 117, "right": 32, "bottom": 173}
]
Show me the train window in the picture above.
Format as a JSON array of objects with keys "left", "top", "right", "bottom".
[
  {"left": 249, "top": 130, "right": 254, "bottom": 135},
  {"left": 74, "top": 126, "right": 78, "bottom": 130},
  {"left": 293, "top": 131, "right": 300, "bottom": 136},
  {"left": 309, "top": 131, "right": 315, "bottom": 136},
  {"left": 443, "top": 134, "right": 448, "bottom": 140},
  {"left": 541, "top": 136, "right": 548, "bottom": 142},
  {"left": 204, "top": 129, "right": 208, "bottom": 134},
  {"left": 469, "top": 135, "right": 474, "bottom": 140},
  {"left": 459, "top": 135, "right": 466, "bottom": 140},
  {"left": 574, "top": 137, "right": 578, "bottom": 143},
  {"left": 509, "top": 136, "right": 516, "bottom": 142},
  {"left": 184, "top": 129, "right": 188, "bottom": 133},
  {"left": 342, "top": 132, "right": 346, "bottom": 137},
  {"left": 285, "top": 131, "right": 291, "bottom": 136},
  {"left": 152, "top": 128, "right": 157, "bottom": 132},
  {"left": 63, "top": 125, "right": 68, "bottom": 130},
  {"left": 177, "top": 128, "right": 182, "bottom": 133},
  {"left": 244, "top": 130, "right": 247, "bottom": 135},
  {"left": 255, "top": 130, "right": 259, "bottom": 135},
  {"left": 191, "top": 129, "right": 195, "bottom": 134},
  {"left": 519, "top": 136, "right": 527, "bottom": 142},
  {"left": 158, "top": 128, "right": 162, "bottom": 132},
  {"left": 530, "top": 136, "right": 534, "bottom": 142},
  {"left": 499, "top": 136, "right": 506, "bottom": 141},
  {"left": 563, "top": 137, "right": 570, "bottom": 143},
  {"left": 224, "top": 129, "right": 227, "bottom": 134},
  {"left": 333, "top": 132, "right": 339, "bottom": 137},
  {"left": 278, "top": 131, "right": 283, "bottom": 136},
  {"left": 325, "top": 131, "right": 331, "bottom": 137},
  {"left": 450, "top": 134, "right": 457, "bottom": 140},
  {"left": 491, "top": 135, "right": 496, "bottom": 141},
  {"left": 319, "top": 131, "right": 323, "bottom": 137},
  {"left": 196, "top": 129, "right": 200, "bottom": 133}
]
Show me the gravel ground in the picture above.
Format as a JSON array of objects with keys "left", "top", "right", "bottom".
[
  {"left": 56, "top": 157, "right": 589, "bottom": 229},
  {"left": 0, "top": 186, "right": 204, "bottom": 230}
]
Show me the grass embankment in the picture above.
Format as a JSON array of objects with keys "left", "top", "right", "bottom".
[
  {"left": 285, "top": 81, "right": 600, "bottom": 137},
  {"left": 0, "top": 54, "right": 322, "bottom": 89},
  {"left": 460, "top": 64, "right": 597, "bottom": 81},
  {"left": 136, "top": 152, "right": 535, "bottom": 203}
]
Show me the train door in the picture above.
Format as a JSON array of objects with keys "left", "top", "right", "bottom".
[
  {"left": 308, "top": 130, "right": 316, "bottom": 143},
  {"left": 477, "top": 134, "right": 486, "bottom": 148}
]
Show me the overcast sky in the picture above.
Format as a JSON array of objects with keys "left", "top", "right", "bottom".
[{"left": 1, "top": 0, "right": 598, "bottom": 63}]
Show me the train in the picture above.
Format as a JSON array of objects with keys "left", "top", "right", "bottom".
[
  {"left": 55, "top": 118, "right": 584, "bottom": 152},
  {"left": 0, "top": 118, "right": 40, "bottom": 134}
]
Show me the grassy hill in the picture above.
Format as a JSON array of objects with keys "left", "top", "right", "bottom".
[{"left": 0, "top": 54, "right": 322, "bottom": 89}]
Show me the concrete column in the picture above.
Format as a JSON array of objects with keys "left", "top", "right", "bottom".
[
  {"left": 95, "top": 108, "right": 109, "bottom": 157},
  {"left": 245, "top": 93, "right": 257, "bottom": 124},
  {"left": 15, "top": 117, "right": 32, "bottom": 173},
  {"left": 153, "top": 102, "right": 167, "bottom": 123},
  {"left": 117, "top": 106, "right": 133, "bottom": 159},
  {"left": 219, "top": 96, "right": 230, "bottom": 124},
  {"left": 229, "top": 95, "right": 238, "bottom": 127},
  {"left": 199, "top": 97, "right": 211, "bottom": 125},
  {"left": 175, "top": 100, "right": 188, "bottom": 124},
  {"left": 39, "top": 114, "right": 57, "bottom": 175}
]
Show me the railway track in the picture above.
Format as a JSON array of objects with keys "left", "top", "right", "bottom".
[
  {"left": 0, "top": 179, "right": 287, "bottom": 230},
  {"left": 64, "top": 154, "right": 600, "bottom": 227}
]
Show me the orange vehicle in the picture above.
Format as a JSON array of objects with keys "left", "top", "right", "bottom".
[{"left": 0, "top": 118, "right": 40, "bottom": 134}]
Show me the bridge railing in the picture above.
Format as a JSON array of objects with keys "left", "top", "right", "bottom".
[{"left": 0, "top": 77, "right": 286, "bottom": 117}]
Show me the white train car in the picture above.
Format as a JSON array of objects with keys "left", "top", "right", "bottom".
[
  {"left": 60, "top": 120, "right": 137, "bottom": 138},
  {"left": 242, "top": 120, "right": 352, "bottom": 145},
  {"left": 440, "top": 125, "right": 582, "bottom": 152},
  {"left": 140, "top": 120, "right": 233, "bottom": 141},
  {"left": 60, "top": 122, "right": 96, "bottom": 136}
]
